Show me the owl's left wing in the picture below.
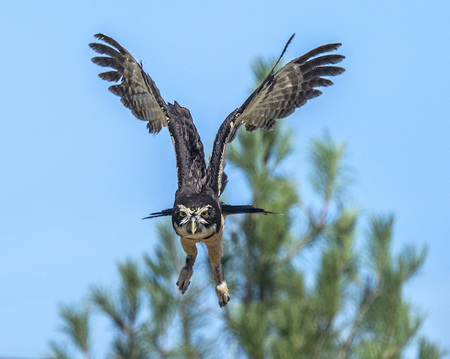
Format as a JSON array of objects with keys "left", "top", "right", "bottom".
[{"left": 205, "top": 35, "right": 345, "bottom": 196}]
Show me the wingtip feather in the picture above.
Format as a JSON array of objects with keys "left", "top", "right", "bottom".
[
  {"left": 92, "top": 33, "right": 127, "bottom": 53},
  {"left": 93, "top": 33, "right": 107, "bottom": 40}
]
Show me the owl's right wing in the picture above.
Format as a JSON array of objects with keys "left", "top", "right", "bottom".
[
  {"left": 90, "top": 34, "right": 206, "bottom": 192},
  {"left": 90, "top": 33, "right": 169, "bottom": 133}
]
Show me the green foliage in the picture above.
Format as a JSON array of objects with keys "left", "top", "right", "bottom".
[
  {"left": 59, "top": 304, "right": 90, "bottom": 358},
  {"left": 309, "top": 133, "right": 349, "bottom": 202},
  {"left": 418, "top": 338, "right": 448, "bottom": 359},
  {"left": 47, "top": 57, "right": 445, "bottom": 359},
  {"left": 141, "top": 225, "right": 212, "bottom": 359},
  {"left": 343, "top": 216, "right": 430, "bottom": 359},
  {"left": 45, "top": 341, "right": 71, "bottom": 359},
  {"left": 90, "top": 260, "right": 147, "bottom": 359}
]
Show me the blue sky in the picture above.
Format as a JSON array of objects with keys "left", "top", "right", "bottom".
[{"left": 1, "top": 0, "right": 449, "bottom": 356}]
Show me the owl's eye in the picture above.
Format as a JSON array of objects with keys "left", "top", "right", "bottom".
[
  {"left": 179, "top": 211, "right": 187, "bottom": 217},
  {"left": 201, "top": 211, "right": 209, "bottom": 218}
]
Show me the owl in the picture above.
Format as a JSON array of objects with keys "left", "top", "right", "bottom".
[{"left": 90, "top": 34, "right": 344, "bottom": 307}]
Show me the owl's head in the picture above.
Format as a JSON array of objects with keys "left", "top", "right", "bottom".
[{"left": 172, "top": 194, "right": 222, "bottom": 239}]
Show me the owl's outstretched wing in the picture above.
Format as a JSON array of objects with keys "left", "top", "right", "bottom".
[
  {"left": 205, "top": 35, "right": 345, "bottom": 196},
  {"left": 90, "top": 34, "right": 206, "bottom": 192},
  {"left": 90, "top": 33, "right": 168, "bottom": 133}
]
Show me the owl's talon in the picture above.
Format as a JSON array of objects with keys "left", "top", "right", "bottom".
[
  {"left": 177, "top": 266, "right": 193, "bottom": 294},
  {"left": 218, "top": 293, "right": 231, "bottom": 307},
  {"left": 215, "top": 282, "right": 230, "bottom": 307}
]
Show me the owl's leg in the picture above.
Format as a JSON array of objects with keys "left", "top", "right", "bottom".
[
  {"left": 177, "top": 238, "right": 197, "bottom": 294},
  {"left": 205, "top": 240, "right": 230, "bottom": 308}
]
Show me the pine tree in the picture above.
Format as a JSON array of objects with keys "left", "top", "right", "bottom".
[
  {"left": 45, "top": 304, "right": 91, "bottom": 359},
  {"left": 46, "top": 58, "right": 446, "bottom": 359}
]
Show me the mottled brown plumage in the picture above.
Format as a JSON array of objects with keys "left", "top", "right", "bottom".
[{"left": 90, "top": 33, "right": 345, "bottom": 307}]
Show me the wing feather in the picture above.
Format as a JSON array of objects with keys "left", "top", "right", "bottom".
[
  {"left": 237, "top": 46, "right": 345, "bottom": 131},
  {"left": 98, "top": 70, "right": 122, "bottom": 82},
  {"left": 91, "top": 56, "right": 121, "bottom": 69},
  {"left": 89, "top": 33, "right": 168, "bottom": 133},
  {"left": 205, "top": 35, "right": 345, "bottom": 196},
  {"left": 90, "top": 34, "right": 206, "bottom": 192},
  {"left": 167, "top": 102, "right": 206, "bottom": 193}
]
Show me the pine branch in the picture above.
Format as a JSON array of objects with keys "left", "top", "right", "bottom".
[
  {"left": 279, "top": 198, "right": 329, "bottom": 265},
  {"left": 313, "top": 314, "right": 336, "bottom": 359},
  {"left": 338, "top": 277, "right": 382, "bottom": 359},
  {"left": 58, "top": 305, "right": 91, "bottom": 359},
  {"left": 279, "top": 225, "right": 323, "bottom": 266},
  {"left": 418, "top": 338, "right": 447, "bottom": 359}
]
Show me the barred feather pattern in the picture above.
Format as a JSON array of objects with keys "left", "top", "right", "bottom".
[
  {"left": 236, "top": 43, "right": 345, "bottom": 132},
  {"left": 206, "top": 38, "right": 345, "bottom": 196},
  {"left": 90, "top": 34, "right": 206, "bottom": 192},
  {"left": 89, "top": 33, "right": 168, "bottom": 133}
]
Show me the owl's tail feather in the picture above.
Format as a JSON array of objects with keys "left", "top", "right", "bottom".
[
  {"left": 221, "top": 204, "right": 278, "bottom": 216},
  {"left": 142, "top": 208, "right": 173, "bottom": 219},
  {"left": 142, "top": 204, "right": 277, "bottom": 220}
]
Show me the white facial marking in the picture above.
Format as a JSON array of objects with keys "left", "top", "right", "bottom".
[
  {"left": 177, "top": 204, "right": 195, "bottom": 225},
  {"left": 175, "top": 204, "right": 216, "bottom": 239}
]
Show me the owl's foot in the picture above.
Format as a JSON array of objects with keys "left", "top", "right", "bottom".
[
  {"left": 215, "top": 282, "right": 230, "bottom": 307},
  {"left": 176, "top": 266, "right": 193, "bottom": 294}
]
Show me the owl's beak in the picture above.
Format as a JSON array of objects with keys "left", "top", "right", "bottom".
[{"left": 191, "top": 220, "right": 197, "bottom": 234}]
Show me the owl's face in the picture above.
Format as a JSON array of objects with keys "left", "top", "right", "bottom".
[{"left": 172, "top": 195, "right": 221, "bottom": 239}]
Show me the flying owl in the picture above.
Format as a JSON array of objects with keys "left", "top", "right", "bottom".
[{"left": 89, "top": 33, "right": 344, "bottom": 307}]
